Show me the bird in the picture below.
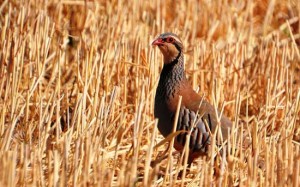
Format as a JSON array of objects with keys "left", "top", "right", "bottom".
[{"left": 152, "top": 32, "right": 232, "bottom": 167}]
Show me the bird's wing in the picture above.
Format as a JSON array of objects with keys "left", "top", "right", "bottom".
[
  {"left": 198, "top": 100, "right": 232, "bottom": 140},
  {"left": 172, "top": 107, "right": 210, "bottom": 153},
  {"left": 179, "top": 84, "right": 232, "bottom": 141}
]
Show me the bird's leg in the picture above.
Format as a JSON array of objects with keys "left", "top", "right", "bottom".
[
  {"left": 177, "top": 154, "right": 194, "bottom": 178},
  {"left": 150, "top": 143, "right": 170, "bottom": 168},
  {"left": 150, "top": 144, "right": 182, "bottom": 179}
]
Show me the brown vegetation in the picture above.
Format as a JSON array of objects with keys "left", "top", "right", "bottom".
[{"left": 0, "top": 0, "right": 299, "bottom": 186}]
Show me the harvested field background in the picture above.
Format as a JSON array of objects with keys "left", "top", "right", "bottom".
[{"left": 0, "top": 0, "right": 299, "bottom": 186}]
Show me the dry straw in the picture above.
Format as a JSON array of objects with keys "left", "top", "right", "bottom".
[{"left": 0, "top": 0, "right": 299, "bottom": 186}]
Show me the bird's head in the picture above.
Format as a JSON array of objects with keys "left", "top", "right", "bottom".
[{"left": 152, "top": 32, "right": 183, "bottom": 64}]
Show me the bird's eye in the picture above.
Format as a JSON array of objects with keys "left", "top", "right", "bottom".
[{"left": 167, "top": 37, "right": 174, "bottom": 43}]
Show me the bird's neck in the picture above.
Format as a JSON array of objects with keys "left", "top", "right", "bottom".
[
  {"left": 161, "top": 52, "right": 185, "bottom": 82},
  {"left": 156, "top": 52, "right": 186, "bottom": 99}
]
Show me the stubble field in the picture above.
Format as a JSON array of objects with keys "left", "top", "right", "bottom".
[{"left": 0, "top": 0, "right": 299, "bottom": 186}]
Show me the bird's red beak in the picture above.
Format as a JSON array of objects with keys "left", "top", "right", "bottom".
[{"left": 152, "top": 38, "right": 164, "bottom": 46}]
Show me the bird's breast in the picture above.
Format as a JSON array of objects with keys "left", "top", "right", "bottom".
[{"left": 154, "top": 83, "right": 181, "bottom": 137}]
